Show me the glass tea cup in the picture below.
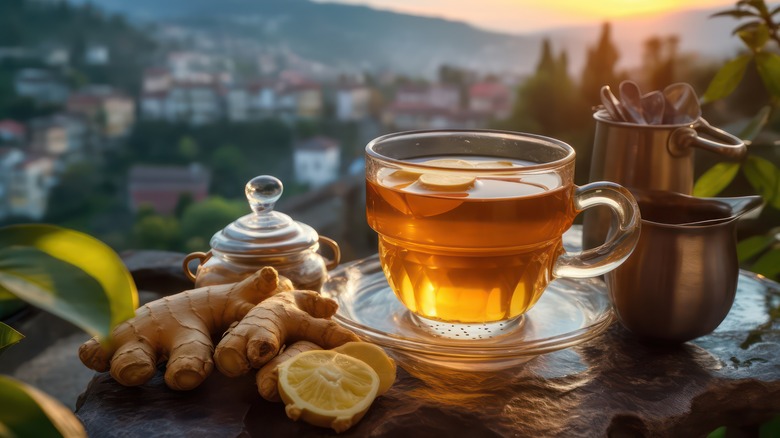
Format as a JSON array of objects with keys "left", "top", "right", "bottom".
[{"left": 365, "top": 130, "right": 640, "bottom": 334}]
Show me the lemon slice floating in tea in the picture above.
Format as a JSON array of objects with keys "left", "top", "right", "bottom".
[
  {"left": 420, "top": 158, "right": 475, "bottom": 168},
  {"left": 475, "top": 160, "right": 515, "bottom": 168},
  {"left": 277, "top": 350, "right": 380, "bottom": 433},
  {"left": 417, "top": 158, "right": 476, "bottom": 191}
]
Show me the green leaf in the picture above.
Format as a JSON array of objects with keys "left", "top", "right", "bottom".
[
  {"left": 751, "top": 247, "right": 780, "bottom": 279},
  {"left": 702, "top": 55, "right": 752, "bottom": 103},
  {"left": 711, "top": 9, "right": 760, "bottom": 18},
  {"left": 738, "top": 235, "right": 776, "bottom": 261},
  {"left": 738, "top": 105, "right": 772, "bottom": 141},
  {"left": 760, "top": 415, "right": 780, "bottom": 438},
  {"left": 743, "top": 156, "right": 780, "bottom": 208},
  {"left": 732, "top": 20, "right": 762, "bottom": 36},
  {"left": 755, "top": 52, "right": 780, "bottom": 98},
  {"left": 0, "top": 375, "right": 87, "bottom": 437},
  {"left": 0, "top": 321, "right": 24, "bottom": 353},
  {"left": 0, "top": 225, "right": 138, "bottom": 340},
  {"left": 693, "top": 162, "right": 741, "bottom": 197},
  {"left": 737, "top": 23, "right": 770, "bottom": 51},
  {"left": 707, "top": 426, "right": 726, "bottom": 438}
]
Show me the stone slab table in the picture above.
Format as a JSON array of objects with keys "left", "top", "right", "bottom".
[{"left": 75, "top": 249, "right": 780, "bottom": 437}]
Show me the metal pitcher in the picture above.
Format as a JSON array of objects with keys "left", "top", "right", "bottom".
[
  {"left": 607, "top": 190, "right": 762, "bottom": 343},
  {"left": 583, "top": 109, "right": 747, "bottom": 249}
]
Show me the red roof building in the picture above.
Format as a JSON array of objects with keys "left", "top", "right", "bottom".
[{"left": 128, "top": 164, "right": 210, "bottom": 215}]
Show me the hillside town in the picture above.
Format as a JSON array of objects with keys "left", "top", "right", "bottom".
[{"left": 0, "top": 44, "right": 516, "bottom": 223}]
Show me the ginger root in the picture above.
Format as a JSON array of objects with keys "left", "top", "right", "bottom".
[
  {"left": 257, "top": 340, "right": 322, "bottom": 402},
  {"left": 214, "top": 290, "right": 360, "bottom": 378},
  {"left": 79, "top": 267, "right": 292, "bottom": 391}
]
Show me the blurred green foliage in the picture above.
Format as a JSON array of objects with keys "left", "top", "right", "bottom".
[{"left": 694, "top": 0, "right": 780, "bottom": 280}]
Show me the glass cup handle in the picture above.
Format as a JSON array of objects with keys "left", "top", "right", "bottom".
[{"left": 553, "top": 182, "right": 641, "bottom": 278}]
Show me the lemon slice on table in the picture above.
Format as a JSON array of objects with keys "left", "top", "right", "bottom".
[
  {"left": 333, "top": 342, "right": 397, "bottom": 395},
  {"left": 277, "top": 350, "right": 380, "bottom": 433}
]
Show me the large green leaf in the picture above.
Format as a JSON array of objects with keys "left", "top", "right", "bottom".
[
  {"left": 0, "top": 375, "right": 86, "bottom": 438},
  {"left": 693, "top": 162, "right": 741, "bottom": 197},
  {"left": 737, "top": 22, "right": 769, "bottom": 50},
  {"left": 751, "top": 248, "right": 780, "bottom": 280},
  {"left": 0, "top": 225, "right": 138, "bottom": 340},
  {"left": 737, "top": 234, "right": 776, "bottom": 262},
  {"left": 755, "top": 52, "right": 780, "bottom": 98},
  {"left": 743, "top": 156, "right": 780, "bottom": 209},
  {"left": 702, "top": 54, "right": 752, "bottom": 103},
  {"left": 739, "top": 105, "right": 772, "bottom": 141},
  {"left": 0, "top": 321, "right": 24, "bottom": 353}
]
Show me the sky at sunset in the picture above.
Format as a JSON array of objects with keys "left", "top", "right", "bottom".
[{"left": 314, "top": 0, "right": 739, "bottom": 33}]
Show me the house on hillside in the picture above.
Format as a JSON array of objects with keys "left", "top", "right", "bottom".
[
  {"left": 28, "top": 117, "right": 68, "bottom": 156},
  {"left": 85, "top": 45, "right": 110, "bottom": 66},
  {"left": 468, "top": 81, "right": 513, "bottom": 120},
  {"left": 14, "top": 69, "right": 69, "bottom": 105},
  {"left": 0, "top": 120, "right": 26, "bottom": 144},
  {"left": 4, "top": 153, "right": 56, "bottom": 220},
  {"left": 67, "top": 87, "right": 136, "bottom": 138},
  {"left": 141, "top": 81, "right": 223, "bottom": 125},
  {"left": 279, "top": 83, "right": 323, "bottom": 121},
  {"left": 293, "top": 136, "right": 340, "bottom": 189},
  {"left": 335, "top": 85, "right": 372, "bottom": 121},
  {"left": 0, "top": 148, "right": 24, "bottom": 219},
  {"left": 128, "top": 164, "right": 210, "bottom": 215},
  {"left": 395, "top": 84, "right": 460, "bottom": 110},
  {"left": 142, "top": 67, "right": 172, "bottom": 94}
]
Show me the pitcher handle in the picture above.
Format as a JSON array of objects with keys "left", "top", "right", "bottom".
[
  {"left": 318, "top": 236, "right": 341, "bottom": 270},
  {"left": 554, "top": 182, "right": 641, "bottom": 278},
  {"left": 668, "top": 118, "right": 746, "bottom": 160},
  {"left": 182, "top": 251, "right": 211, "bottom": 282}
]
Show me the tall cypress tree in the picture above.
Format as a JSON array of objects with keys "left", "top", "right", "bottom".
[{"left": 580, "top": 22, "right": 621, "bottom": 106}]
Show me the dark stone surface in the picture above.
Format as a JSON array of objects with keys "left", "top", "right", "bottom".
[{"left": 75, "top": 251, "right": 780, "bottom": 437}]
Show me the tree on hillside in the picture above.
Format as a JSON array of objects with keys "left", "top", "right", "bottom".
[
  {"left": 642, "top": 35, "right": 680, "bottom": 91},
  {"left": 501, "top": 38, "right": 587, "bottom": 136},
  {"left": 580, "top": 22, "right": 622, "bottom": 106}
]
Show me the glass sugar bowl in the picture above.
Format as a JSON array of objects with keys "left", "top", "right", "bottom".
[{"left": 183, "top": 175, "right": 340, "bottom": 291}]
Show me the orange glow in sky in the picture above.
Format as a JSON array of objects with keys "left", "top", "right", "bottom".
[
  {"left": 535, "top": 0, "right": 733, "bottom": 19},
  {"left": 315, "top": 0, "right": 738, "bottom": 33}
]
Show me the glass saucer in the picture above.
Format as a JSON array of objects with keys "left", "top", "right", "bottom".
[{"left": 322, "top": 253, "right": 614, "bottom": 372}]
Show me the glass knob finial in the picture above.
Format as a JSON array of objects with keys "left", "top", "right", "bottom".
[{"left": 246, "top": 175, "right": 283, "bottom": 214}]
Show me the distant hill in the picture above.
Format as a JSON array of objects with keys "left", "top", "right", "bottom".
[
  {"left": 67, "top": 0, "right": 745, "bottom": 77},
  {"left": 67, "top": 0, "right": 538, "bottom": 76}
]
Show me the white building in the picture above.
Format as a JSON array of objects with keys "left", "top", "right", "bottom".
[
  {"left": 1, "top": 152, "right": 56, "bottom": 220},
  {"left": 14, "top": 69, "right": 69, "bottom": 105},
  {"left": 294, "top": 137, "right": 340, "bottom": 189},
  {"left": 85, "top": 45, "right": 110, "bottom": 66},
  {"left": 335, "top": 86, "right": 371, "bottom": 121},
  {"left": 141, "top": 82, "right": 223, "bottom": 125}
]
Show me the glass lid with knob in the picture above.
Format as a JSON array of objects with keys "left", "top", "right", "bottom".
[{"left": 210, "top": 175, "right": 321, "bottom": 257}]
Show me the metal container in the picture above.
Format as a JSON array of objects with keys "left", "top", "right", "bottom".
[
  {"left": 583, "top": 109, "right": 746, "bottom": 249},
  {"left": 607, "top": 190, "right": 762, "bottom": 343},
  {"left": 183, "top": 175, "right": 340, "bottom": 290}
]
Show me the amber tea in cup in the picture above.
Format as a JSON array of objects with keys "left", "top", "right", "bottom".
[{"left": 365, "top": 130, "right": 640, "bottom": 328}]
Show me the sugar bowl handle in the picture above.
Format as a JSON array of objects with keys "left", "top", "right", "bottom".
[
  {"left": 182, "top": 251, "right": 212, "bottom": 282},
  {"left": 318, "top": 236, "right": 341, "bottom": 270}
]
